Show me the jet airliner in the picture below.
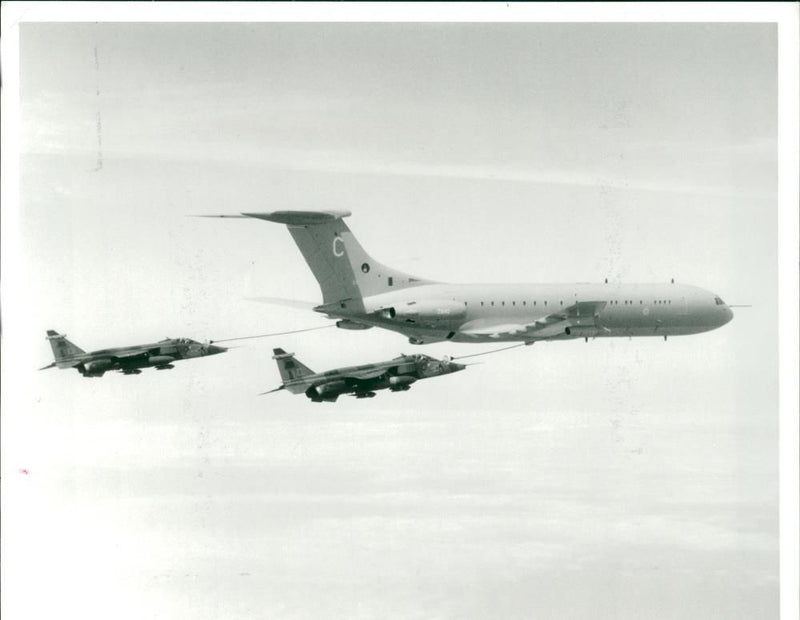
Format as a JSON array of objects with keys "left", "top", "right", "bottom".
[{"left": 206, "top": 211, "right": 733, "bottom": 345}]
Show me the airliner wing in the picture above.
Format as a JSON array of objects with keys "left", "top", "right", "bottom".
[
  {"left": 460, "top": 323, "right": 531, "bottom": 337},
  {"left": 460, "top": 301, "right": 607, "bottom": 339}
]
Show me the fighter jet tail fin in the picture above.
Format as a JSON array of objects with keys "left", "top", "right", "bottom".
[
  {"left": 272, "top": 347, "right": 315, "bottom": 393},
  {"left": 46, "top": 330, "right": 86, "bottom": 366},
  {"left": 237, "top": 211, "right": 434, "bottom": 305}
]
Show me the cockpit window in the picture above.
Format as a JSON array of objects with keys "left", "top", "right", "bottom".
[{"left": 714, "top": 296, "right": 725, "bottom": 306}]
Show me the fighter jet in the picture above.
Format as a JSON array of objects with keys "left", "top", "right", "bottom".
[
  {"left": 266, "top": 347, "right": 465, "bottom": 402},
  {"left": 40, "top": 330, "right": 227, "bottom": 377},
  {"left": 205, "top": 210, "right": 734, "bottom": 345}
]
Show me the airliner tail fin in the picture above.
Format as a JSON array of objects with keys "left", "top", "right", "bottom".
[{"left": 240, "top": 211, "right": 432, "bottom": 304}]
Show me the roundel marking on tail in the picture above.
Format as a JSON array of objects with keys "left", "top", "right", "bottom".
[{"left": 332, "top": 236, "right": 345, "bottom": 257}]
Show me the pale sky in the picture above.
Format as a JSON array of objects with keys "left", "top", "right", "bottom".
[{"left": 2, "top": 6, "right": 795, "bottom": 620}]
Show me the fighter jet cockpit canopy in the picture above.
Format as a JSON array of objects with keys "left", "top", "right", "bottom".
[{"left": 174, "top": 338, "right": 199, "bottom": 344}]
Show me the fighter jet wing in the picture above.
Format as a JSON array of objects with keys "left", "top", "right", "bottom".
[
  {"left": 331, "top": 358, "right": 405, "bottom": 381},
  {"left": 460, "top": 301, "right": 608, "bottom": 339},
  {"left": 113, "top": 350, "right": 147, "bottom": 358},
  {"left": 340, "top": 367, "right": 392, "bottom": 381},
  {"left": 93, "top": 349, "right": 162, "bottom": 370},
  {"left": 110, "top": 349, "right": 153, "bottom": 361}
]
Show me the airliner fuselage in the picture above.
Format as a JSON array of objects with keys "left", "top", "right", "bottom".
[
  {"left": 328, "top": 282, "right": 733, "bottom": 344},
  {"left": 205, "top": 210, "right": 734, "bottom": 346}
]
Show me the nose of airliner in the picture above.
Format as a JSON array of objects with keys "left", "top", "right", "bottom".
[
  {"left": 722, "top": 305, "right": 734, "bottom": 325},
  {"left": 711, "top": 302, "right": 733, "bottom": 328},
  {"left": 708, "top": 293, "right": 734, "bottom": 329}
]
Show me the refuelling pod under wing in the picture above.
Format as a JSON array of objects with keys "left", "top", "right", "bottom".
[
  {"left": 336, "top": 319, "right": 372, "bottom": 330},
  {"left": 563, "top": 325, "right": 602, "bottom": 338}
]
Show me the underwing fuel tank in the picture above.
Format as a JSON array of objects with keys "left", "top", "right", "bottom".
[
  {"left": 389, "top": 375, "right": 417, "bottom": 387},
  {"left": 149, "top": 355, "right": 176, "bottom": 365}
]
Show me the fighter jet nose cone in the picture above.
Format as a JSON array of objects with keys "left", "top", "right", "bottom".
[{"left": 208, "top": 345, "right": 227, "bottom": 355}]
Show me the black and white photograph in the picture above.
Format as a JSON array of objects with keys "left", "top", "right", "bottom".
[{"left": 2, "top": 3, "right": 798, "bottom": 619}]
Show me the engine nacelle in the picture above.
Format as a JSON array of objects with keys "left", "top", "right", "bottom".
[
  {"left": 149, "top": 355, "right": 176, "bottom": 365},
  {"left": 336, "top": 319, "right": 372, "bottom": 330},
  {"left": 379, "top": 300, "right": 466, "bottom": 323},
  {"left": 389, "top": 375, "right": 417, "bottom": 387},
  {"left": 309, "top": 380, "right": 348, "bottom": 398},
  {"left": 83, "top": 359, "right": 114, "bottom": 376}
]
